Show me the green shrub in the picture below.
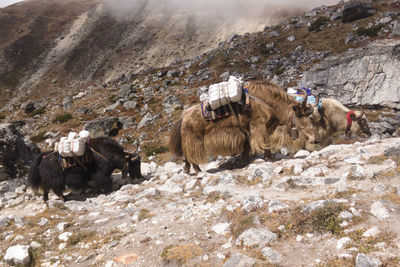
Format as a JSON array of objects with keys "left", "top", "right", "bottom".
[
  {"left": 0, "top": 114, "right": 5, "bottom": 120},
  {"left": 31, "top": 131, "right": 47, "bottom": 143},
  {"left": 274, "top": 67, "right": 286, "bottom": 76},
  {"left": 309, "top": 16, "right": 329, "bottom": 32},
  {"left": 145, "top": 145, "right": 168, "bottom": 157},
  {"left": 53, "top": 113, "right": 72, "bottom": 123},
  {"left": 28, "top": 107, "right": 46, "bottom": 117},
  {"left": 356, "top": 24, "right": 384, "bottom": 37}
]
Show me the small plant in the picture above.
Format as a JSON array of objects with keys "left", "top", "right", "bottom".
[
  {"left": 144, "top": 145, "right": 168, "bottom": 157},
  {"left": 31, "top": 131, "right": 48, "bottom": 143},
  {"left": 367, "top": 155, "right": 387, "bottom": 165},
  {"left": 68, "top": 231, "right": 95, "bottom": 246},
  {"left": 229, "top": 209, "right": 255, "bottom": 238},
  {"left": 309, "top": 16, "right": 329, "bottom": 32},
  {"left": 356, "top": 24, "right": 384, "bottom": 37},
  {"left": 138, "top": 209, "right": 154, "bottom": 221},
  {"left": 53, "top": 113, "right": 72, "bottom": 123},
  {"left": 283, "top": 203, "right": 345, "bottom": 235},
  {"left": 274, "top": 67, "right": 286, "bottom": 76},
  {"left": 160, "top": 243, "right": 203, "bottom": 264},
  {"left": 28, "top": 107, "right": 46, "bottom": 117},
  {"left": 0, "top": 113, "right": 5, "bottom": 120}
]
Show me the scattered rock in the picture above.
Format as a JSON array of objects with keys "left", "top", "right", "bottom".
[
  {"left": 355, "top": 253, "right": 381, "bottom": 267},
  {"left": 223, "top": 253, "right": 257, "bottom": 267},
  {"left": 370, "top": 200, "right": 390, "bottom": 220},
  {"left": 236, "top": 228, "right": 277, "bottom": 247},
  {"left": 4, "top": 245, "right": 31, "bottom": 266},
  {"left": 262, "top": 247, "right": 283, "bottom": 264},
  {"left": 362, "top": 227, "right": 381, "bottom": 238}
]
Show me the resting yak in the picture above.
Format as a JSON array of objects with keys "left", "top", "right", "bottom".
[
  {"left": 169, "top": 80, "right": 320, "bottom": 174},
  {"left": 28, "top": 137, "right": 143, "bottom": 201}
]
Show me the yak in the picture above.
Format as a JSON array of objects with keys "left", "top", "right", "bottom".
[
  {"left": 28, "top": 137, "right": 143, "bottom": 201},
  {"left": 169, "top": 80, "right": 320, "bottom": 174},
  {"left": 306, "top": 98, "right": 371, "bottom": 149}
]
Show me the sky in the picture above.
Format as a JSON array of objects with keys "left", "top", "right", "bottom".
[{"left": 0, "top": 0, "right": 25, "bottom": 8}]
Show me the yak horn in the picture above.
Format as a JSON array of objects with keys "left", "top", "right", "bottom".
[
  {"left": 131, "top": 152, "right": 139, "bottom": 161},
  {"left": 298, "top": 88, "right": 308, "bottom": 109}
]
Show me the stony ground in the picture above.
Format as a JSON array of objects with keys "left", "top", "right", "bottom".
[{"left": 1, "top": 137, "right": 400, "bottom": 267}]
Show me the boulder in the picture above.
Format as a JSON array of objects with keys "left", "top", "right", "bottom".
[
  {"left": 83, "top": 117, "right": 122, "bottom": 137},
  {"left": 4, "top": 245, "right": 31, "bottom": 266},
  {"left": 341, "top": 1, "right": 376, "bottom": 23},
  {"left": 0, "top": 123, "right": 39, "bottom": 180}
]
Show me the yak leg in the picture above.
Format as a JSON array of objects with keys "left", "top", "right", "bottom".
[
  {"left": 236, "top": 141, "right": 251, "bottom": 168},
  {"left": 43, "top": 190, "right": 49, "bottom": 202},
  {"left": 193, "top": 164, "right": 201, "bottom": 173},
  {"left": 183, "top": 159, "right": 191, "bottom": 174},
  {"left": 92, "top": 170, "right": 112, "bottom": 194}
]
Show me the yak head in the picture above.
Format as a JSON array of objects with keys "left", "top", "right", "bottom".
[
  {"left": 122, "top": 151, "right": 143, "bottom": 180},
  {"left": 349, "top": 110, "right": 372, "bottom": 138},
  {"left": 291, "top": 91, "right": 320, "bottom": 144}
]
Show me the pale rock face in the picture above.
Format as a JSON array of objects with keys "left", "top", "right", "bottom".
[{"left": 300, "top": 40, "right": 400, "bottom": 108}]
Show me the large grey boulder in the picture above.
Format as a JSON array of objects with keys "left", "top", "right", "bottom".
[
  {"left": 0, "top": 123, "right": 39, "bottom": 180},
  {"left": 341, "top": 1, "right": 376, "bottom": 23},
  {"left": 83, "top": 117, "right": 122, "bottom": 137},
  {"left": 300, "top": 40, "right": 400, "bottom": 108}
]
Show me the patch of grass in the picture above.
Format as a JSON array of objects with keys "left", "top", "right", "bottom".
[
  {"left": 144, "top": 145, "right": 168, "bottom": 157},
  {"left": 367, "top": 155, "right": 388, "bottom": 165},
  {"left": 31, "top": 131, "right": 48, "bottom": 143},
  {"left": 108, "top": 94, "right": 117, "bottom": 104},
  {"left": 28, "top": 107, "right": 46, "bottom": 117},
  {"left": 138, "top": 209, "right": 154, "bottom": 221},
  {"left": 160, "top": 243, "right": 203, "bottom": 264},
  {"left": 309, "top": 16, "right": 330, "bottom": 32},
  {"left": 334, "top": 189, "right": 357, "bottom": 199},
  {"left": 229, "top": 208, "right": 255, "bottom": 238},
  {"left": 283, "top": 203, "right": 345, "bottom": 235},
  {"left": 53, "top": 113, "right": 72, "bottom": 123},
  {"left": 0, "top": 113, "right": 5, "bottom": 120},
  {"left": 206, "top": 191, "right": 225, "bottom": 203},
  {"left": 356, "top": 24, "right": 384, "bottom": 37},
  {"left": 317, "top": 257, "right": 354, "bottom": 267},
  {"left": 68, "top": 231, "right": 96, "bottom": 246},
  {"left": 274, "top": 67, "right": 286, "bottom": 76}
]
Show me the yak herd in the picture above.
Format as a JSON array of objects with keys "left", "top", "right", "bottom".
[{"left": 28, "top": 80, "right": 371, "bottom": 202}]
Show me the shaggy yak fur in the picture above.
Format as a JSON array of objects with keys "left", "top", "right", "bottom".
[
  {"left": 28, "top": 137, "right": 142, "bottom": 201},
  {"left": 169, "top": 81, "right": 320, "bottom": 174},
  {"left": 307, "top": 98, "right": 371, "bottom": 148}
]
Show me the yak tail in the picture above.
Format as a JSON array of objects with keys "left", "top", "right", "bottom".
[
  {"left": 28, "top": 152, "right": 46, "bottom": 192},
  {"left": 169, "top": 119, "right": 183, "bottom": 158}
]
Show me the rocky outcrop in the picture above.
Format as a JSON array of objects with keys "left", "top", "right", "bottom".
[
  {"left": 341, "top": 1, "right": 376, "bottom": 23},
  {"left": 83, "top": 117, "right": 122, "bottom": 137},
  {"left": 0, "top": 123, "right": 39, "bottom": 181},
  {"left": 300, "top": 39, "right": 400, "bottom": 108}
]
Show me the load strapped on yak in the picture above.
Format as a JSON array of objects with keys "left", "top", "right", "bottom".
[
  {"left": 54, "top": 130, "right": 92, "bottom": 170},
  {"left": 287, "top": 87, "right": 322, "bottom": 109},
  {"left": 201, "top": 76, "right": 250, "bottom": 121}
]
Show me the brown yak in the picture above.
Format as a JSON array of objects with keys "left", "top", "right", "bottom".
[
  {"left": 169, "top": 81, "right": 320, "bottom": 174},
  {"left": 306, "top": 98, "right": 371, "bottom": 149}
]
